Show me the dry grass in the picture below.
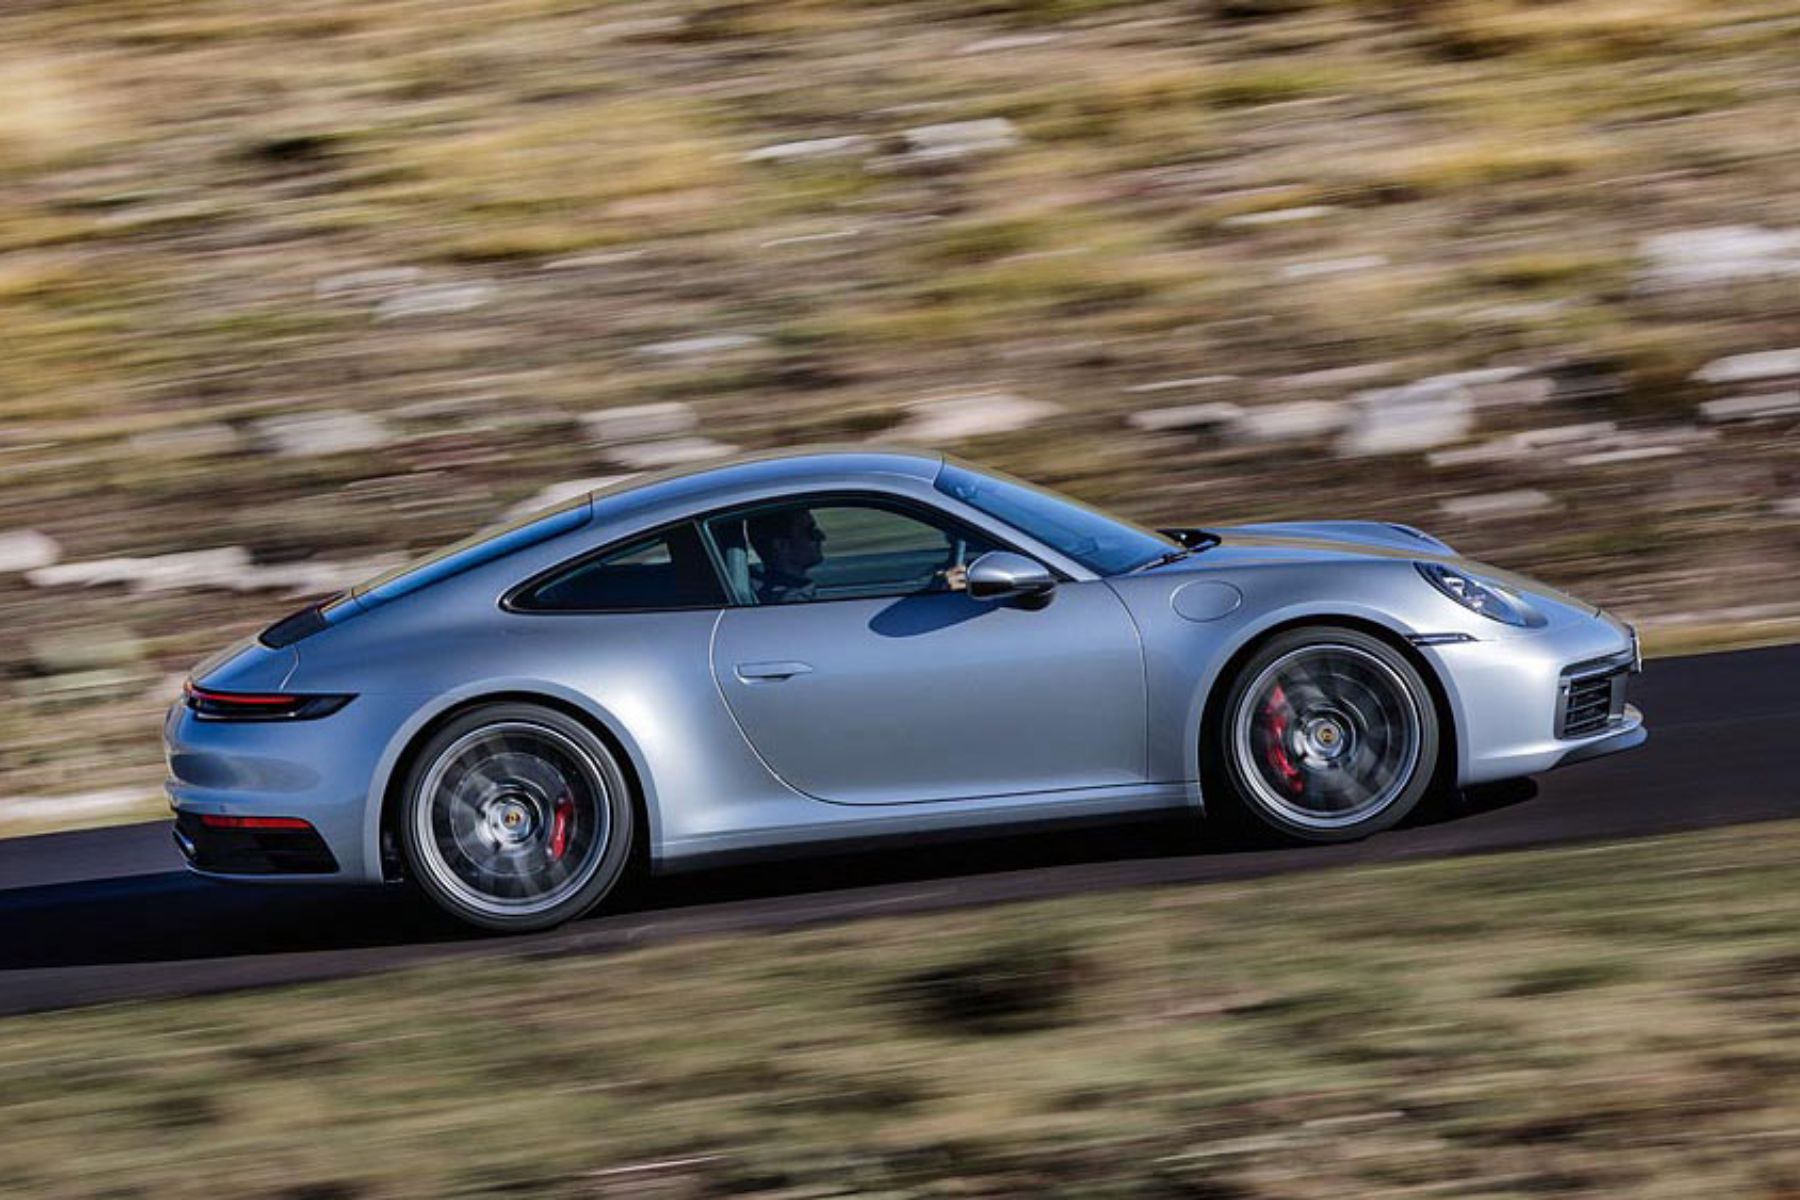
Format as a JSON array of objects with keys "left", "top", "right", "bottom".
[
  {"left": 0, "top": 0, "right": 1796, "bottom": 824},
  {"left": 0, "top": 819, "right": 1796, "bottom": 1197}
]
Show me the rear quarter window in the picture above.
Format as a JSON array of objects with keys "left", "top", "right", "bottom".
[{"left": 509, "top": 523, "right": 726, "bottom": 612}]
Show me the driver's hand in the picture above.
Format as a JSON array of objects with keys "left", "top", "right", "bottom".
[{"left": 942, "top": 564, "right": 969, "bottom": 592}]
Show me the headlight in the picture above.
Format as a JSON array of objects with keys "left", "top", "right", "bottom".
[{"left": 1415, "top": 562, "right": 1543, "bottom": 627}]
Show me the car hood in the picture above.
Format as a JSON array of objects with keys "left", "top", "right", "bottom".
[
  {"left": 1160, "top": 520, "right": 1600, "bottom": 615},
  {"left": 1203, "top": 520, "right": 1453, "bottom": 555}
]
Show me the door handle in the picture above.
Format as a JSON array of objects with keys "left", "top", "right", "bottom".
[{"left": 735, "top": 660, "right": 814, "bottom": 682}]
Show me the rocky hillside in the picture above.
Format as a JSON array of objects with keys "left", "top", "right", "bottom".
[{"left": 1, "top": 0, "right": 1797, "bottom": 827}]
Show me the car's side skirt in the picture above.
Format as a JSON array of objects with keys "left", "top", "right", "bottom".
[{"left": 652, "top": 782, "right": 1197, "bottom": 873}]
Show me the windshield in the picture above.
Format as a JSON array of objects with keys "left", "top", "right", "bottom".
[{"left": 933, "top": 462, "right": 1177, "bottom": 576}]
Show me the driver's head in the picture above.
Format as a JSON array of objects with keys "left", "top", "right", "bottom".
[{"left": 748, "top": 508, "right": 825, "bottom": 578}]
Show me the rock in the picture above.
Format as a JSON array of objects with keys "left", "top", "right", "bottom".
[
  {"left": 246, "top": 555, "right": 405, "bottom": 596},
  {"left": 1280, "top": 255, "right": 1388, "bottom": 280},
  {"left": 582, "top": 401, "right": 698, "bottom": 444},
  {"left": 1700, "top": 392, "right": 1800, "bottom": 423},
  {"left": 373, "top": 282, "right": 495, "bottom": 321},
  {"left": 1426, "top": 440, "right": 1531, "bottom": 469},
  {"left": 29, "top": 547, "right": 253, "bottom": 593},
  {"left": 898, "top": 118, "right": 1020, "bottom": 164},
  {"left": 0, "top": 529, "right": 60, "bottom": 574},
  {"left": 29, "top": 627, "right": 147, "bottom": 675},
  {"left": 504, "top": 476, "right": 631, "bottom": 520},
  {"left": 1219, "top": 206, "right": 1338, "bottom": 228},
  {"left": 1692, "top": 349, "right": 1800, "bottom": 385},
  {"left": 1513, "top": 421, "right": 1620, "bottom": 449},
  {"left": 1124, "top": 375, "right": 1240, "bottom": 394},
  {"left": 541, "top": 248, "right": 650, "bottom": 272},
  {"left": 1566, "top": 445, "right": 1686, "bottom": 467},
  {"left": 252, "top": 409, "right": 392, "bottom": 457},
  {"left": 1127, "top": 402, "right": 1246, "bottom": 433},
  {"left": 1547, "top": 365, "right": 1625, "bottom": 403},
  {"left": 891, "top": 392, "right": 1059, "bottom": 442},
  {"left": 635, "top": 333, "right": 764, "bottom": 358},
  {"left": 26, "top": 547, "right": 398, "bottom": 597},
  {"left": 128, "top": 421, "right": 244, "bottom": 458},
  {"left": 1336, "top": 381, "right": 1474, "bottom": 456},
  {"left": 585, "top": 15, "right": 685, "bottom": 40},
  {"left": 1465, "top": 377, "right": 1554, "bottom": 410},
  {"left": 1428, "top": 366, "right": 1532, "bottom": 389},
  {"left": 1228, "top": 400, "right": 1347, "bottom": 443},
  {"left": 1427, "top": 421, "right": 1632, "bottom": 468},
  {"left": 313, "top": 267, "right": 424, "bottom": 299},
  {"left": 0, "top": 790, "right": 154, "bottom": 827},
  {"left": 1639, "top": 226, "right": 1800, "bottom": 288},
  {"left": 743, "top": 136, "right": 873, "bottom": 164},
  {"left": 605, "top": 437, "right": 737, "bottom": 470},
  {"left": 956, "top": 32, "right": 1063, "bottom": 55},
  {"left": 760, "top": 227, "right": 864, "bottom": 249},
  {"left": 1439, "top": 490, "right": 1557, "bottom": 521},
  {"left": 1270, "top": 363, "right": 1399, "bottom": 392}
]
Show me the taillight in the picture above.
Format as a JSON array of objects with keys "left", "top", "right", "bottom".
[
  {"left": 196, "top": 814, "right": 315, "bottom": 831},
  {"left": 182, "top": 681, "right": 354, "bottom": 721}
]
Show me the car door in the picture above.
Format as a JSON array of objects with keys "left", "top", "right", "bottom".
[{"left": 705, "top": 494, "right": 1147, "bottom": 805}]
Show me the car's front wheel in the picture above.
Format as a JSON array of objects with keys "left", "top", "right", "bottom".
[
  {"left": 401, "top": 703, "right": 635, "bottom": 932},
  {"left": 1210, "top": 627, "right": 1439, "bottom": 843}
]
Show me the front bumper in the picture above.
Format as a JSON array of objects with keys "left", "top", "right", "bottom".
[{"left": 1418, "top": 616, "right": 1646, "bottom": 786}]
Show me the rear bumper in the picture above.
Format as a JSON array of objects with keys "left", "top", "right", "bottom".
[
  {"left": 172, "top": 811, "right": 339, "bottom": 876},
  {"left": 163, "top": 690, "right": 422, "bottom": 884}
]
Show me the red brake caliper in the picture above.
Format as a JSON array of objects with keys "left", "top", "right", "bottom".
[
  {"left": 1260, "top": 685, "right": 1304, "bottom": 795},
  {"left": 547, "top": 791, "right": 574, "bottom": 862}
]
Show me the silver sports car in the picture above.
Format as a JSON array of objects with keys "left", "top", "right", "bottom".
[{"left": 167, "top": 449, "right": 1645, "bottom": 930}]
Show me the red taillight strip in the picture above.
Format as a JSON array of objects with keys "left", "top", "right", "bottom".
[
  {"left": 197, "top": 814, "right": 315, "bottom": 831},
  {"left": 184, "top": 681, "right": 301, "bottom": 707}
]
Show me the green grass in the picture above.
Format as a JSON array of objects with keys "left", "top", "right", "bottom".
[{"left": 1, "top": 820, "right": 1797, "bottom": 1197}]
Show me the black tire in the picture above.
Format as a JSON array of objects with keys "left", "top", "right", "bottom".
[
  {"left": 1205, "top": 627, "right": 1440, "bottom": 844},
  {"left": 401, "top": 703, "right": 636, "bottom": 932}
]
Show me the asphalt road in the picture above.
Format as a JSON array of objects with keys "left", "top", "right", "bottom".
[{"left": 2, "top": 644, "right": 1794, "bottom": 1016}]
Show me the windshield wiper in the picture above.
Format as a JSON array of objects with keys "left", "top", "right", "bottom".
[{"left": 1130, "top": 531, "right": 1220, "bottom": 574}]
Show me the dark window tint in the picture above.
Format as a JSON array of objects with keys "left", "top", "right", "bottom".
[{"left": 513, "top": 524, "right": 726, "bottom": 612}]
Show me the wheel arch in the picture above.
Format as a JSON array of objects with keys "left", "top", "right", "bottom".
[
  {"left": 368, "top": 683, "right": 657, "bottom": 883},
  {"left": 1190, "top": 611, "right": 1459, "bottom": 811}
]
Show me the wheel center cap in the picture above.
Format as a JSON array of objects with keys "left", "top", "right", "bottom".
[
  {"left": 1297, "top": 714, "right": 1352, "bottom": 762},
  {"left": 485, "top": 796, "right": 538, "bottom": 847}
]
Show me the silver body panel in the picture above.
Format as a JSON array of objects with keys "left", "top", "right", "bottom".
[{"left": 165, "top": 449, "right": 1645, "bottom": 884}]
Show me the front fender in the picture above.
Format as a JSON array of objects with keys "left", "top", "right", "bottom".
[{"left": 1175, "top": 600, "right": 1435, "bottom": 795}]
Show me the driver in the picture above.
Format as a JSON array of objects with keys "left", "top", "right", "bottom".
[{"left": 747, "top": 508, "right": 826, "bottom": 604}]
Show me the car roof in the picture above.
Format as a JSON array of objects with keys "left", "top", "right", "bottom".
[{"left": 585, "top": 445, "right": 946, "bottom": 520}]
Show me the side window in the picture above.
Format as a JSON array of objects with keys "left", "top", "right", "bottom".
[
  {"left": 512, "top": 523, "right": 726, "bottom": 612},
  {"left": 704, "top": 499, "right": 1003, "bottom": 605}
]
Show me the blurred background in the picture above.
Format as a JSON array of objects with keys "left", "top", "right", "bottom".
[{"left": 1, "top": 0, "right": 1796, "bottom": 833}]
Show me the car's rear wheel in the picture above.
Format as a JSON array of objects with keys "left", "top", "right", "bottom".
[
  {"left": 401, "top": 703, "right": 635, "bottom": 932},
  {"left": 1211, "top": 627, "right": 1438, "bottom": 843}
]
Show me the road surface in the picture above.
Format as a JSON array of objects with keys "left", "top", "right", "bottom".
[{"left": 1, "top": 644, "right": 1793, "bottom": 1015}]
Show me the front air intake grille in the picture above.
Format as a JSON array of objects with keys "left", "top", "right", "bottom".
[{"left": 1557, "top": 652, "right": 1632, "bottom": 739}]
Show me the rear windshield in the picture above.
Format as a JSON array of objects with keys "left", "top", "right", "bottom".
[{"left": 353, "top": 496, "right": 594, "bottom": 608}]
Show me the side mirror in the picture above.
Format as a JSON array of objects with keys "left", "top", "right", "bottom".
[{"left": 965, "top": 551, "right": 1056, "bottom": 604}]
